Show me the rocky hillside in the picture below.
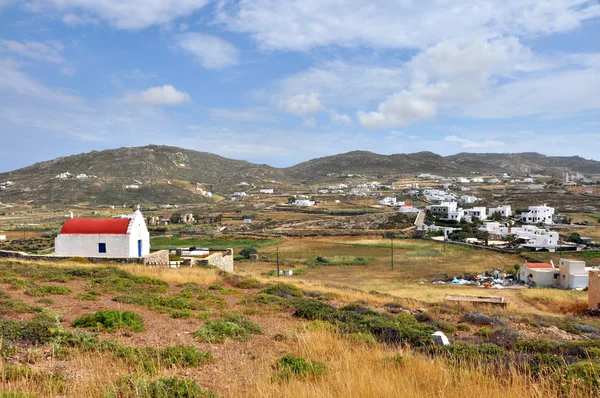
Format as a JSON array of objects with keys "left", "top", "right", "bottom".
[
  {"left": 1, "top": 146, "right": 599, "bottom": 205},
  {"left": 0, "top": 145, "right": 285, "bottom": 205}
]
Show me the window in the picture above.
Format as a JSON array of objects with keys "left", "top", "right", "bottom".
[{"left": 99, "top": 243, "right": 106, "bottom": 253}]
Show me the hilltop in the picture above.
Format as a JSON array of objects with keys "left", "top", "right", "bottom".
[{"left": 1, "top": 145, "right": 600, "bottom": 205}]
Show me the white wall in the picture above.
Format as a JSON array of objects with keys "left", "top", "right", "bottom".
[{"left": 55, "top": 234, "right": 131, "bottom": 257}]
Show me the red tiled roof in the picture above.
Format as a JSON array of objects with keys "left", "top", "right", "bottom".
[
  {"left": 60, "top": 218, "right": 131, "bottom": 235},
  {"left": 525, "top": 263, "right": 554, "bottom": 269}
]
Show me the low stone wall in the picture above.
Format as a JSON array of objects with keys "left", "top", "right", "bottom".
[
  {"left": 142, "top": 250, "right": 169, "bottom": 266},
  {"left": 195, "top": 249, "right": 234, "bottom": 272},
  {"left": 0, "top": 249, "right": 170, "bottom": 266}
]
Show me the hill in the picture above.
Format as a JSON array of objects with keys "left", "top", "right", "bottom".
[
  {"left": 0, "top": 145, "right": 285, "bottom": 205},
  {"left": 1, "top": 146, "right": 600, "bottom": 205}
]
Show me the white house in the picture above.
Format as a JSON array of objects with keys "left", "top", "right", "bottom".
[
  {"left": 259, "top": 188, "right": 274, "bottom": 194},
  {"left": 471, "top": 178, "right": 484, "bottom": 183},
  {"left": 427, "top": 201, "right": 458, "bottom": 216},
  {"left": 520, "top": 204, "right": 555, "bottom": 224},
  {"left": 55, "top": 210, "right": 150, "bottom": 258},
  {"left": 517, "top": 261, "right": 558, "bottom": 286},
  {"left": 487, "top": 205, "right": 512, "bottom": 218},
  {"left": 559, "top": 259, "right": 590, "bottom": 289},
  {"left": 463, "top": 207, "right": 487, "bottom": 221},
  {"left": 460, "top": 195, "right": 478, "bottom": 204},
  {"left": 379, "top": 197, "right": 397, "bottom": 206},
  {"left": 479, "top": 223, "right": 558, "bottom": 250},
  {"left": 292, "top": 200, "right": 315, "bottom": 207}
]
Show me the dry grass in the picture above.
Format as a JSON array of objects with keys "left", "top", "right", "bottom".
[
  {"left": 518, "top": 288, "right": 588, "bottom": 315},
  {"left": 116, "top": 264, "right": 222, "bottom": 286},
  {"left": 250, "top": 328, "right": 581, "bottom": 398}
]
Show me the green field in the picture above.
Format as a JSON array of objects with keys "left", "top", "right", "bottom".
[{"left": 150, "top": 235, "right": 283, "bottom": 251}]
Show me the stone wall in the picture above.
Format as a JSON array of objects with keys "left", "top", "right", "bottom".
[
  {"left": 142, "top": 250, "right": 169, "bottom": 266},
  {"left": 196, "top": 249, "right": 234, "bottom": 272},
  {"left": 588, "top": 270, "right": 600, "bottom": 310},
  {"left": 0, "top": 249, "right": 169, "bottom": 266}
]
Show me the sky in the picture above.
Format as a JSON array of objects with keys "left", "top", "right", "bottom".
[{"left": 0, "top": 0, "right": 599, "bottom": 172}]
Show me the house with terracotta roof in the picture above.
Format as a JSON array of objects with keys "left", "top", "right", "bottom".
[
  {"left": 517, "top": 260, "right": 559, "bottom": 287},
  {"left": 55, "top": 210, "right": 150, "bottom": 258}
]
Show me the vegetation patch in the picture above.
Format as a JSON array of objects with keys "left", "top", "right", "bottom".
[
  {"left": 113, "top": 292, "right": 206, "bottom": 312},
  {"left": 72, "top": 310, "right": 145, "bottom": 333},
  {"left": 106, "top": 376, "right": 217, "bottom": 398},
  {"left": 194, "top": 316, "right": 262, "bottom": 343},
  {"left": 260, "top": 283, "right": 304, "bottom": 299},
  {"left": 115, "top": 345, "right": 213, "bottom": 375},
  {"left": 24, "top": 285, "right": 72, "bottom": 297},
  {"left": 305, "top": 256, "right": 374, "bottom": 266},
  {"left": 275, "top": 354, "right": 326, "bottom": 381}
]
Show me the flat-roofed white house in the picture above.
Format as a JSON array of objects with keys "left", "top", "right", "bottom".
[
  {"left": 559, "top": 259, "right": 593, "bottom": 289},
  {"left": 521, "top": 204, "right": 554, "bottom": 224},
  {"left": 463, "top": 207, "right": 487, "bottom": 221},
  {"left": 427, "top": 201, "right": 458, "bottom": 216},
  {"left": 487, "top": 205, "right": 512, "bottom": 218},
  {"left": 55, "top": 210, "right": 150, "bottom": 258}
]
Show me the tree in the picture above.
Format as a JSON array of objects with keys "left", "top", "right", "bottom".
[
  {"left": 569, "top": 233, "right": 583, "bottom": 244},
  {"left": 491, "top": 211, "right": 503, "bottom": 221},
  {"left": 239, "top": 247, "right": 258, "bottom": 259},
  {"left": 170, "top": 213, "right": 182, "bottom": 224}
]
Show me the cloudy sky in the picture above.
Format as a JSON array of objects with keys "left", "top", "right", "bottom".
[{"left": 1, "top": 1, "right": 599, "bottom": 171}]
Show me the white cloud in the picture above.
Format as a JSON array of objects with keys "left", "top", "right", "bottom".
[
  {"left": 357, "top": 91, "right": 437, "bottom": 129},
  {"left": 0, "top": 40, "right": 63, "bottom": 63},
  {"left": 444, "top": 135, "right": 505, "bottom": 148},
  {"left": 175, "top": 33, "right": 239, "bottom": 69},
  {"left": 120, "top": 85, "right": 191, "bottom": 105},
  {"left": 0, "top": 58, "right": 81, "bottom": 104},
  {"left": 279, "top": 93, "right": 324, "bottom": 116},
  {"left": 216, "top": 0, "right": 600, "bottom": 51},
  {"left": 272, "top": 61, "right": 409, "bottom": 109},
  {"left": 28, "top": 0, "right": 211, "bottom": 30},
  {"left": 62, "top": 12, "right": 98, "bottom": 26},
  {"left": 330, "top": 110, "right": 352, "bottom": 125},
  {"left": 357, "top": 36, "right": 550, "bottom": 128}
]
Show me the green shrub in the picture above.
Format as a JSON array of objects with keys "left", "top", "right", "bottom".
[
  {"left": 208, "top": 284, "right": 223, "bottom": 291},
  {"left": 106, "top": 376, "right": 217, "bottom": 398},
  {"left": 260, "top": 283, "right": 303, "bottom": 299},
  {"left": 275, "top": 354, "right": 326, "bottom": 381},
  {"left": 72, "top": 310, "right": 145, "bottom": 333},
  {"left": 423, "top": 342, "right": 504, "bottom": 364},
  {"left": 75, "top": 292, "right": 100, "bottom": 301},
  {"left": 24, "top": 285, "right": 72, "bottom": 297},
  {"left": 565, "top": 361, "right": 600, "bottom": 391},
  {"left": 475, "top": 327, "right": 493, "bottom": 337},
  {"left": 115, "top": 346, "right": 213, "bottom": 375},
  {"left": 0, "top": 299, "right": 41, "bottom": 314},
  {"left": 170, "top": 310, "right": 193, "bottom": 319},
  {"left": 293, "top": 300, "right": 337, "bottom": 321},
  {"left": 193, "top": 317, "right": 262, "bottom": 343},
  {"left": 456, "top": 323, "right": 471, "bottom": 332},
  {"left": 239, "top": 247, "right": 258, "bottom": 259},
  {"left": 113, "top": 292, "right": 204, "bottom": 312},
  {"left": 434, "top": 320, "right": 458, "bottom": 334}
]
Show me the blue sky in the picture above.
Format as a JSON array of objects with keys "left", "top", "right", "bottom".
[{"left": 0, "top": 0, "right": 599, "bottom": 172}]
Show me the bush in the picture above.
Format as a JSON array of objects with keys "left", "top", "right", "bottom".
[
  {"left": 293, "top": 300, "right": 337, "bottom": 321},
  {"left": 225, "top": 275, "right": 264, "bottom": 289},
  {"left": 194, "top": 317, "right": 262, "bottom": 343},
  {"left": 424, "top": 342, "right": 504, "bottom": 364},
  {"left": 239, "top": 247, "right": 258, "bottom": 259},
  {"left": 275, "top": 354, "right": 326, "bottom": 381},
  {"left": 260, "top": 283, "right": 303, "bottom": 299},
  {"left": 72, "top": 310, "right": 145, "bottom": 333},
  {"left": 565, "top": 361, "right": 600, "bottom": 391},
  {"left": 107, "top": 376, "right": 217, "bottom": 398},
  {"left": 461, "top": 312, "right": 505, "bottom": 326},
  {"left": 115, "top": 346, "right": 213, "bottom": 374},
  {"left": 475, "top": 327, "right": 492, "bottom": 337},
  {"left": 24, "top": 285, "right": 72, "bottom": 297}
]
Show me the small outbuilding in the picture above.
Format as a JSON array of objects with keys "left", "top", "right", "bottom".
[{"left": 55, "top": 210, "right": 150, "bottom": 258}]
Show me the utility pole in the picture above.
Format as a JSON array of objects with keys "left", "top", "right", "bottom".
[
  {"left": 391, "top": 235, "right": 394, "bottom": 270},
  {"left": 276, "top": 247, "right": 280, "bottom": 277}
]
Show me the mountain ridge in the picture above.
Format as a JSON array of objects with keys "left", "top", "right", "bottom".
[{"left": 1, "top": 145, "right": 599, "bottom": 205}]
